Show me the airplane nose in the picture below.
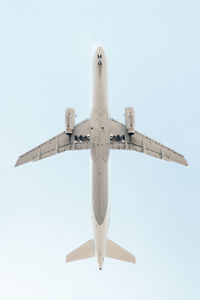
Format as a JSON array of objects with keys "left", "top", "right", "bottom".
[
  {"left": 95, "top": 46, "right": 104, "bottom": 66},
  {"left": 96, "top": 46, "right": 104, "bottom": 54},
  {"left": 95, "top": 46, "right": 105, "bottom": 58}
]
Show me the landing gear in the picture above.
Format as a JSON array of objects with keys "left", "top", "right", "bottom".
[{"left": 97, "top": 54, "right": 102, "bottom": 65}]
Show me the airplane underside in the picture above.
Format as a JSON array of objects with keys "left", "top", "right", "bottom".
[{"left": 15, "top": 46, "right": 188, "bottom": 270}]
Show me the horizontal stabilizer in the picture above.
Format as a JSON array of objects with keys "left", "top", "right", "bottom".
[
  {"left": 66, "top": 240, "right": 95, "bottom": 263},
  {"left": 106, "top": 239, "right": 136, "bottom": 263}
]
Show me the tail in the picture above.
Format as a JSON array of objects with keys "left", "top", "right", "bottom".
[
  {"left": 106, "top": 239, "right": 136, "bottom": 263},
  {"left": 66, "top": 239, "right": 95, "bottom": 263},
  {"left": 66, "top": 238, "right": 135, "bottom": 265}
]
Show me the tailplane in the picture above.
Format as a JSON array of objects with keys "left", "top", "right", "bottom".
[
  {"left": 66, "top": 239, "right": 95, "bottom": 263},
  {"left": 106, "top": 239, "right": 136, "bottom": 263}
]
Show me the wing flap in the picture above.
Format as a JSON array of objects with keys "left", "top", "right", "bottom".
[
  {"left": 15, "top": 119, "right": 90, "bottom": 167},
  {"left": 129, "top": 131, "right": 188, "bottom": 166},
  {"left": 110, "top": 119, "right": 188, "bottom": 166},
  {"left": 15, "top": 132, "right": 69, "bottom": 167}
]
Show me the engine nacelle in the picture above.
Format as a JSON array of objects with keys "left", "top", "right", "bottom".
[
  {"left": 65, "top": 108, "right": 75, "bottom": 135},
  {"left": 125, "top": 107, "right": 135, "bottom": 135}
]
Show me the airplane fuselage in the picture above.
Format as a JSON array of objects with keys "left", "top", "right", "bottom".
[
  {"left": 15, "top": 46, "right": 187, "bottom": 270},
  {"left": 90, "top": 47, "right": 110, "bottom": 269}
]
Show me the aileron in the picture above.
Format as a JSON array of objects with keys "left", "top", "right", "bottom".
[
  {"left": 110, "top": 119, "right": 188, "bottom": 166},
  {"left": 15, "top": 119, "right": 90, "bottom": 167}
]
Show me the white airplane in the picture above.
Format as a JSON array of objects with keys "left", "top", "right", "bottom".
[{"left": 15, "top": 46, "right": 188, "bottom": 270}]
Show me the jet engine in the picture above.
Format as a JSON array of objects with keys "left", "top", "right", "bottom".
[
  {"left": 125, "top": 107, "right": 135, "bottom": 135},
  {"left": 65, "top": 108, "right": 75, "bottom": 135}
]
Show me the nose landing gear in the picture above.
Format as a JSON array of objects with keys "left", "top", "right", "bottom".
[{"left": 97, "top": 54, "right": 102, "bottom": 65}]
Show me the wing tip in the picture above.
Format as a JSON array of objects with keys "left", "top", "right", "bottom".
[
  {"left": 15, "top": 159, "right": 20, "bottom": 167},
  {"left": 15, "top": 157, "right": 26, "bottom": 167},
  {"left": 182, "top": 158, "right": 188, "bottom": 167}
]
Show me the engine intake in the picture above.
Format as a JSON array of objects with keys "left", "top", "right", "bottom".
[
  {"left": 65, "top": 108, "right": 75, "bottom": 135},
  {"left": 125, "top": 107, "right": 135, "bottom": 135}
]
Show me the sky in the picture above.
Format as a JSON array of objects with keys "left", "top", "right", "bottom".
[{"left": 0, "top": 0, "right": 200, "bottom": 299}]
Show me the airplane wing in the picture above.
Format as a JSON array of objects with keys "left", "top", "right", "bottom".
[
  {"left": 15, "top": 119, "right": 90, "bottom": 167},
  {"left": 110, "top": 119, "right": 188, "bottom": 166}
]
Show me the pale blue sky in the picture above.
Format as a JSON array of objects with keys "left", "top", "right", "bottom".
[{"left": 0, "top": 1, "right": 199, "bottom": 299}]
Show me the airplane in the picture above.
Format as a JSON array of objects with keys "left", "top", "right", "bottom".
[{"left": 15, "top": 46, "right": 188, "bottom": 270}]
